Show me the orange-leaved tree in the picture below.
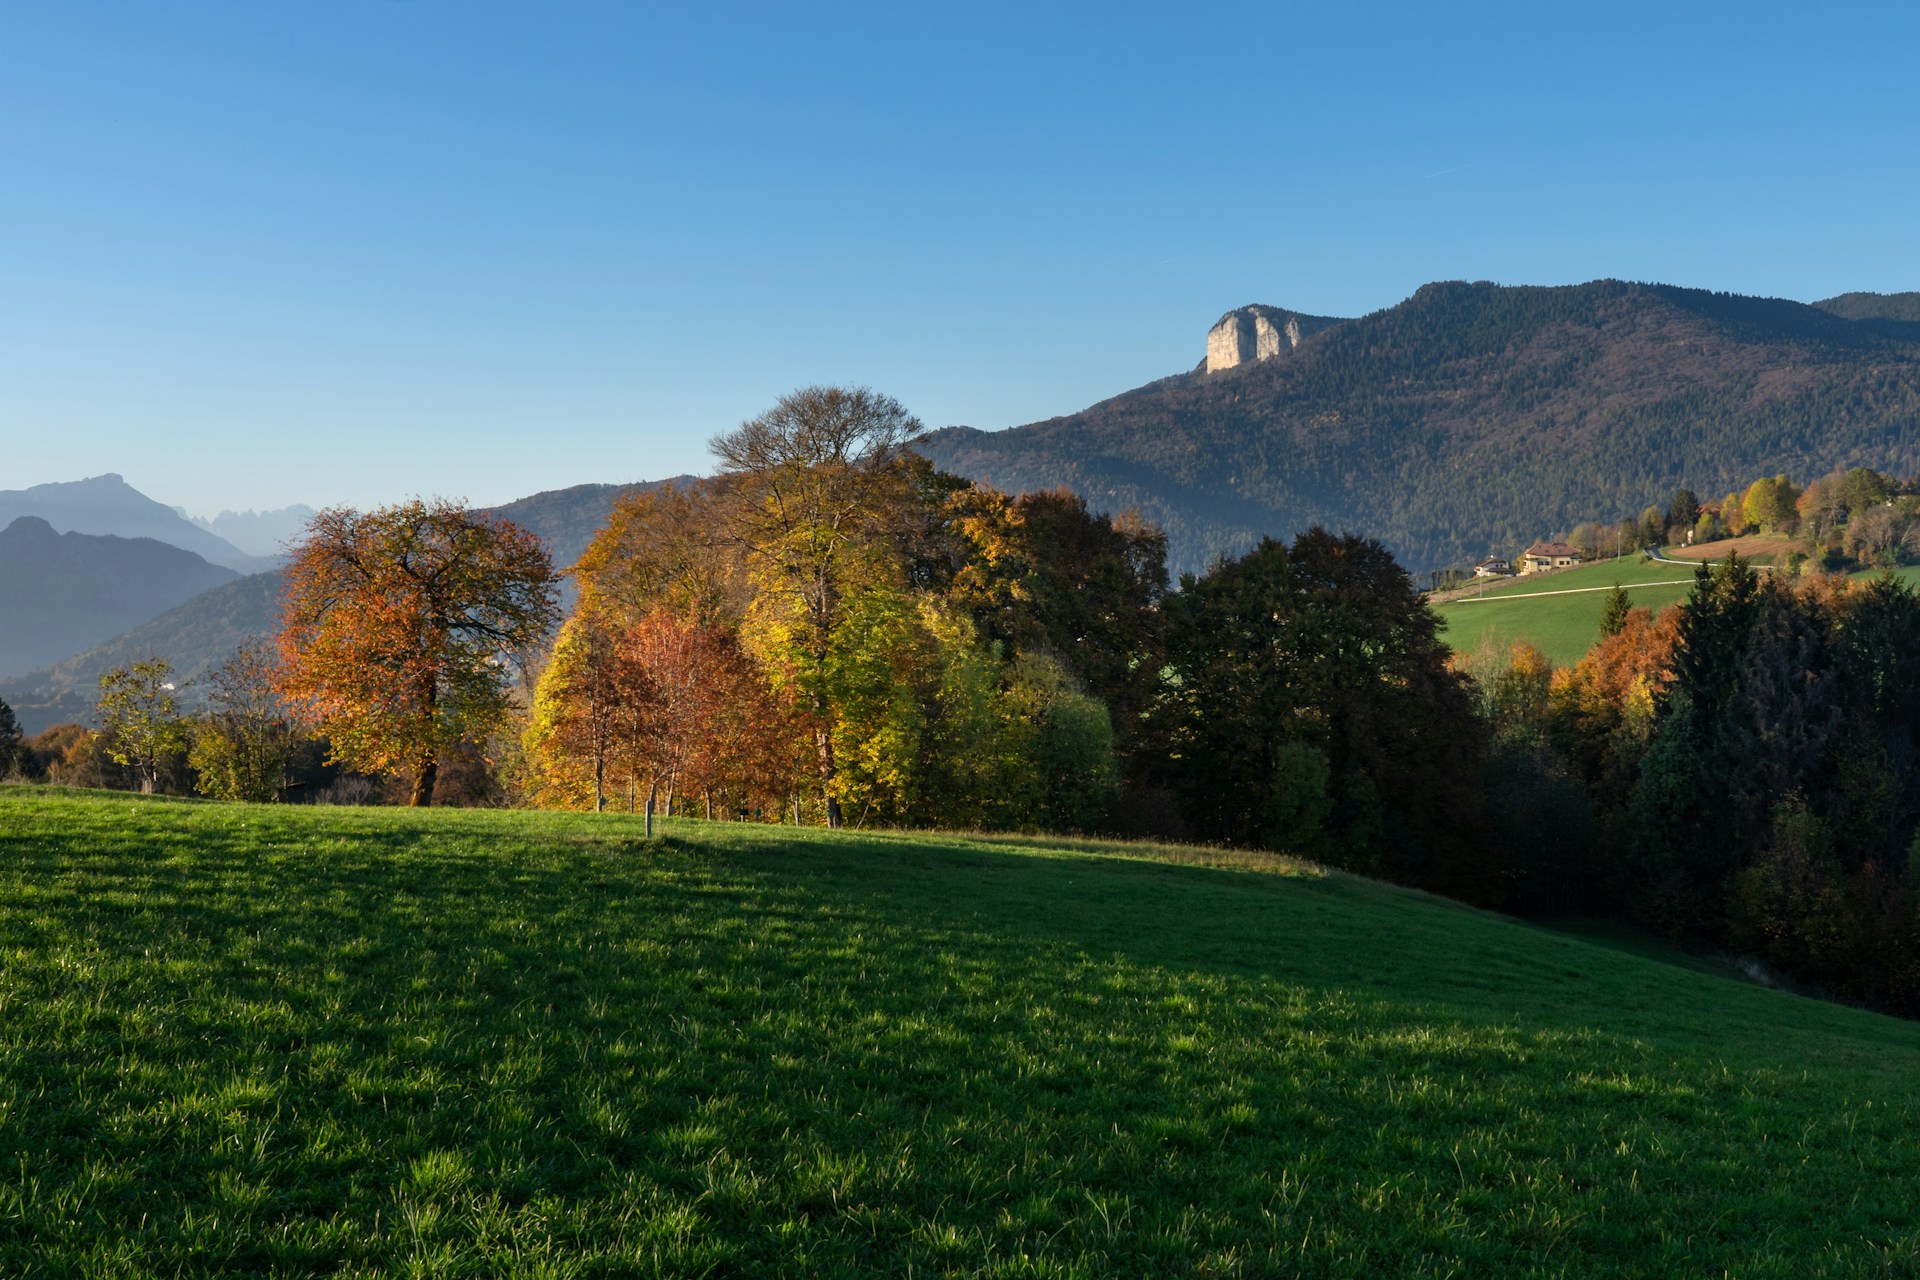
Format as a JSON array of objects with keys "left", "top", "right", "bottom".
[
  {"left": 276, "top": 499, "right": 558, "bottom": 806},
  {"left": 524, "top": 609, "right": 653, "bottom": 813},
  {"left": 527, "top": 606, "right": 801, "bottom": 826}
]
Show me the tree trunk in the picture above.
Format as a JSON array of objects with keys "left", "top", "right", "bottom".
[
  {"left": 814, "top": 723, "right": 840, "bottom": 828},
  {"left": 411, "top": 673, "right": 438, "bottom": 807},
  {"left": 593, "top": 750, "right": 605, "bottom": 813},
  {"left": 411, "top": 756, "right": 437, "bottom": 807},
  {"left": 646, "top": 778, "right": 658, "bottom": 838}
]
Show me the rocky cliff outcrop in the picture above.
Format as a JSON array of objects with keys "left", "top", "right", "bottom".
[{"left": 1205, "top": 305, "right": 1348, "bottom": 372}]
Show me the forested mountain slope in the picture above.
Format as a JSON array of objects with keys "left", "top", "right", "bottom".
[
  {"left": 920, "top": 280, "right": 1920, "bottom": 575},
  {"left": 0, "top": 518, "right": 238, "bottom": 681},
  {"left": 1816, "top": 291, "right": 1920, "bottom": 325},
  {"left": 0, "top": 571, "right": 282, "bottom": 735}
]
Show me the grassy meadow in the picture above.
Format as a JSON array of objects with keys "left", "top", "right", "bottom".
[
  {"left": 1439, "top": 554, "right": 1920, "bottom": 668},
  {"left": 1437, "top": 555, "right": 1699, "bottom": 666},
  {"left": 3, "top": 789, "right": 1920, "bottom": 1276}
]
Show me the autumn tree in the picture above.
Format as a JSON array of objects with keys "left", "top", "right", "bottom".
[
  {"left": 96, "top": 659, "right": 189, "bottom": 794},
  {"left": 526, "top": 611, "right": 651, "bottom": 812},
  {"left": 619, "top": 611, "right": 737, "bottom": 832},
  {"left": 277, "top": 499, "right": 558, "bottom": 807},
  {"left": 1740, "top": 475, "right": 1800, "bottom": 534},
  {"left": 191, "top": 639, "right": 298, "bottom": 802},
  {"left": 711, "top": 386, "right": 923, "bottom": 826},
  {"left": 571, "top": 480, "right": 745, "bottom": 627}
]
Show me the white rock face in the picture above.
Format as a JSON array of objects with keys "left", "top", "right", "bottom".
[
  {"left": 1205, "top": 305, "right": 1344, "bottom": 372},
  {"left": 1206, "top": 313, "right": 1255, "bottom": 372},
  {"left": 1255, "top": 313, "right": 1286, "bottom": 360}
]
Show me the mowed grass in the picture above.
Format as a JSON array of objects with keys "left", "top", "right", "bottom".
[
  {"left": 1438, "top": 556, "right": 1700, "bottom": 666},
  {"left": 4, "top": 793, "right": 1920, "bottom": 1276}
]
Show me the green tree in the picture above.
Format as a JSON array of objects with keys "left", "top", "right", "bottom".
[
  {"left": 1840, "top": 467, "right": 1892, "bottom": 519},
  {"left": 998, "top": 651, "right": 1119, "bottom": 833},
  {"left": 96, "top": 659, "right": 189, "bottom": 794},
  {"left": 1667, "top": 488, "right": 1700, "bottom": 534},
  {"left": 1639, "top": 505, "right": 1667, "bottom": 548},
  {"left": 190, "top": 639, "right": 298, "bottom": 803},
  {"left": 995, "top": 489, "right": 1166, "bottom": 756},
  {"left": 1599, "top": 584, "right": 1632, "bottom": 638},
  {"left": 0, "top": 697, "right": 24, "bottom": 780},
  {"left": 1157, "top": 528, "right": 1487, "bottom": 892},
  {"left": 1668, "top": 553, "right": 1764, "bottom": 728},
  {"left": 712, "top": 386, "right": 924, "bottom": 827}
]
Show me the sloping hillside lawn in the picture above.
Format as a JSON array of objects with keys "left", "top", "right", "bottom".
[
  {"left": 1438, "top": 556, "right": 1700, "bottom": 665},
  {"left": 2, "top": 791, "right": 1919, "bottom": 1276},
  {"left": 1440, "top": 556, "right": 1920, "bottom": 667}
]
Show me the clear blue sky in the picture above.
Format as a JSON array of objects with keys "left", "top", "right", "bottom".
[{"left": 3, "top": 1, "right": 1916, "bottom": 516}]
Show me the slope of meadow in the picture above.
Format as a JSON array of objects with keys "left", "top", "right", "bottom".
[
  {"left": 2, "top": 790, "right": 1919, "bottom": 1276},
  {"left": 1436, "top": 555, "right": 1699, "bottom": 666},
  {"left": 1439, "top": 555, "right": 1920, "bottom": 667}
]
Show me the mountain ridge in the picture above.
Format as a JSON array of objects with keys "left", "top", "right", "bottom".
[
  {"left": 0, "top": 517, "right": 240, "bottom": 683},
  {"left": 0, "top": 474, "right": 271, "bottom": 572},
  {"left": 919, "top": 278, "right": 1920, "bottom": 575}
]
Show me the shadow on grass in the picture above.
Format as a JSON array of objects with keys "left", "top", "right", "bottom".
[{"left": 5, "top": 793, "right": 1920, "bottom": 1276}]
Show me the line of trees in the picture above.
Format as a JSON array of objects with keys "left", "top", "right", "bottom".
[
  {"left": 1554, "top": 465, "right": 1920, "bottom": 572},
  {"left": 1480, "top": 557, "right": 1920, "bottom": 1014},
  {"left": 524, "top": 386, "right": 1164, "bottom": 832}
]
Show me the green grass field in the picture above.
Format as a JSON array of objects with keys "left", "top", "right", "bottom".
[
  {"left": 1440, "top": 558, "right": 1920, "bottom": 669},
  {"left": 4, "top": 790, "right": 1920, "bottom": 1276},
  {"left": 1437, "top": 556, "right": 1700, "bottom": 667}
]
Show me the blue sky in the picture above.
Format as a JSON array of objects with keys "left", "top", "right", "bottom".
[{"left": 3, "top": 1, "right": 1916, "bottom": 516}]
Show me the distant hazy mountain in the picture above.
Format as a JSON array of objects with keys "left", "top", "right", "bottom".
[
  {"left": 918, "top": 279, "right": 1920, "bottom": 576},
  {"left": 0, "top": 474, "right": 270, "bottom": 572},
  {"left": 0, "top": 516, "right": 239, "bottom": 681},
  {"left": 0, "top": 571, "right": 283, "bottom": 736},
  {"left": 176, "top": 504, "right": 317, "bottom": 558}
]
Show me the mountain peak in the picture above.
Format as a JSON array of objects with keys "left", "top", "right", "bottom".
[
  {"left": 1, "top": 515, "right": 58, "bottom": 540},
  {"left": 1205, "top": 305, "right": 1348, "bottom": 373},
  {"left": 0, "top": 475, "right": 262, "bottom": 571}
]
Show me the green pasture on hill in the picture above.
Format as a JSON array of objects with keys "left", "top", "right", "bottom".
[
  {"left": 1437, "top": 555, "right": 1700, "bottom": 666},
  {"left": 4, "top": 790, "right": 1920, "bottom": 1276},
  {"left": 1439, "top": 556, "right": 1920, "bottom": 669}
]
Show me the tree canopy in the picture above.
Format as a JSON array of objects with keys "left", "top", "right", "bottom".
[{"left": 276, "top": 499, "right": 557, "bottom": 806}]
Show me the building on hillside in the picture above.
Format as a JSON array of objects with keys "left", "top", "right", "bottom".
[
  {"left": 1474, "top": 557, "right": 1514, "bottom": 578},
  {"left": 1519, "top": 542, "right": 1586, "bottom": 574}
]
